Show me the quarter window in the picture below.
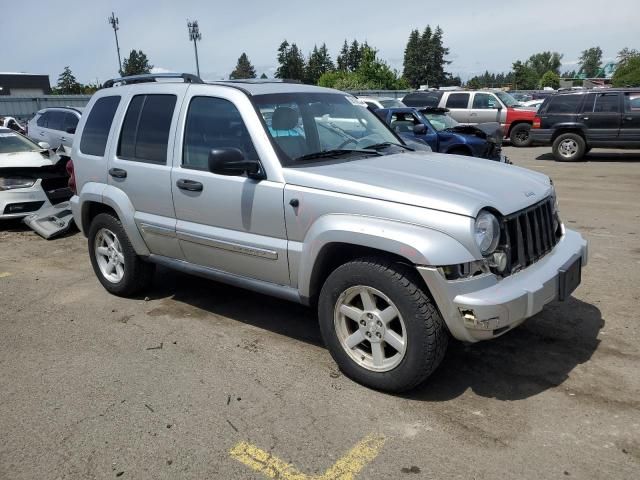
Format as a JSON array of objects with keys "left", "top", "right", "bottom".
[
  {"left": 117, "top": 94, "right": 177, "bottom": 164},
  {"left": 445, "top": 93, "right": 470, "bottom": 109},
  {"left": 80, "top": 96, "right": 121, "bottom": 156},
  {"left": 182, "top": 96, "right": 258, "bottom": 170}
]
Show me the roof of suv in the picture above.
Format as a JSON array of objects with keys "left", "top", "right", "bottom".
[{"left": 552, "top": 88, "right": 640, "bottom": 96}]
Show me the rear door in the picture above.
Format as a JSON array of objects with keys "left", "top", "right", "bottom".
[
  {"left": 442, "top": 93, "right": 471, "bottom": 123},
  {"left": 620, "top": 92, "right": 640, "bottom": 145},
  {"left": 469, "top": 92, "right": 503, "bottom": 124},
  {"left": 107, "top": 86, "right": 186, "bottom": 259},
  {"left": 580, "top": 92, "right": 621, "bottom": 143},
  {"left": 60, "top": 112, "right": 79, "bottom": 147}
]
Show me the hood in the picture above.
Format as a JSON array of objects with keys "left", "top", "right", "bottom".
[
  {"left": 446, "top": 122, "right": 502, "bottom": 141},
  {"left": 0, "top": 150, "right": 58, "bottom": 169},
  {"left": 283, "top": 152, "right": 552, "bottom": 217}
]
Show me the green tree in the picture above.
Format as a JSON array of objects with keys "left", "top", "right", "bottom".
[
  {"left": 122, "top": 50, "right": 153, "bottom": 76},
  {"left": 617, "top": 48, "right": 639, "bottom": 66},
  {"left": 512, "top": 60, "right": 538, "bottom": 89},
  {"left": 260, "top": 73, "right": 268, "bottom": 79},
  {"left": 527, "top": 51, "right": 563, "bottom": 77},
  {"left": 305, "top": 43, "right": 334, "bottom": 84},
  {"left": 54, "top": 66, "right": 83, "bottom": 94},
  {"left": 336, "top": 40, "right": 350, "bottom": 71},
  {"left": 578, "top": 47, "right": 603, "bottom": 78},
  {"left": 539, "top": 70, "right": 560, "bottom": 89},
  {"left": 275, "top": 40, "right": 306, "bottom": 81},
  {"left": 230, "top": 52, "right": 256, "bottom": 79},
  {"left": 562, "top": 69, "right": 578, "bottom": 78},
  {"left": 466, "top": 77, "right": 481, "bottom": 89},
  {"left": 612, "top": 56, "right": 640, "bottom": 87},
  {"left": 402, "top": 29, "right": 422, "bottom": 88},
  {"left": 347, "top": 40, "right": 362, "bottom": 72},
  {"left": 418, "top": 26, "right": 433, "bottom": 87},
  {"left": 428, "top": 26, "right": 450, "bottom": 86}
]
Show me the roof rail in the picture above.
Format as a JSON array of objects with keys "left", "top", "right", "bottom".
[
  {"left": 214, "top": 78, "right": 302, "bottom": 85},
  {"left": 102, "top": 73, "right": 203, "bottom": 88}
]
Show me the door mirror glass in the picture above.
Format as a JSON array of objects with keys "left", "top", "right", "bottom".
[
  {"left": 413, "top": 124, "right": 427, "bottom": 135},
  {"left": 208, "top": 148, "right": 264, "bottom": 179}
]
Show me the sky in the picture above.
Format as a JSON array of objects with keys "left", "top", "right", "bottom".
[{"left": 1, "top": 0, "right": 638, "bottom": 85}]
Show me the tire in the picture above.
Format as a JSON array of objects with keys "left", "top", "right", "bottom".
[
  {"left": 509, "top": 123, "right": 532, "bottom": 147},
  {"left": 88, "top": 212, "right": 155, "bottom": 296},
  {"left": 552, "top": 133, "right": 586, "bottom": 162},
  {"left": 318, "top": 257, "right": 448, "bottom": 392}
]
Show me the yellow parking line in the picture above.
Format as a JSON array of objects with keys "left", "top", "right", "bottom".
[
  {"left": 230, "top": 433, "right": 385, "bottom": 480},
  {"left": 0, "top": 272, "right": 11, "bottom": 278}
]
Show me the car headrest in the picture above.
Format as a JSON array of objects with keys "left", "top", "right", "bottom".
[{"left": 272, "top": 107, "right": 299, "bottom": 130}]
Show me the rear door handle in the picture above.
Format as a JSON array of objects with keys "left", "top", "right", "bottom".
[
  {"left": 624, "top": 116, "right": 633, "bottom": 121},
  {"left": 108, "top": 168, "right": 127, "bottom": 179},
  {"left": 582, "top": 117, "right": 590, "bottom": 121},
  {"left": 176, "top": 179, "right": 203, "bottom": 192}
]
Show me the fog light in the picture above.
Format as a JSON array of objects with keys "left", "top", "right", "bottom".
[{"left": 489, "top": 251, "right": 507, "bottom": 272}]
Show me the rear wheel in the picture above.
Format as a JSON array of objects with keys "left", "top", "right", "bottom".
[
  {"left": 552, "top": 133, "right": 586, "bottom": 162},
  {"left": 318, "top": 258, "right": 448, "bottom": 392},
  {"left": 509, "top": 123, "right": 532, "bottom": 147},
  {"left": 88, "top": 213, "right": 154, "bottom": 296}
]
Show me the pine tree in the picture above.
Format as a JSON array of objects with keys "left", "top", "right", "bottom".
[
  {"left": 348, "top": 40, "right": 362, "bottom": 72},
  {"left": 429, "top": 26, "right": 450, "bottom": 87},
  {"left": 122, "top": 50, "right": 153, "bottom": 76},
  {"left": 275, "top": 40, "right": 306, "bottom": 81},
  {"left": 55, "top": 66, "right": 83, "bottom": 94},
  {"left": 402, "top": 29, "right": 421, "bottom": 88},
  {"left": 305, "top": 43, "right": 335, "bottom": 84},
  {"left": 418, "top": 26, "right": 433, "bottom": 87},
  {"left": 260, "top": 73, "right": 268, "bottom": 79},
  {"left": 230, "top": 53, "right": 257, "bottom": 79},
  {"left": 336, "top": 40, "right": 349, "bottom": 71}
]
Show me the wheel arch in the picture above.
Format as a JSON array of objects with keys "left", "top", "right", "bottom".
[{"left": 506, "top": 120, "right": 532, "bottom": 136}]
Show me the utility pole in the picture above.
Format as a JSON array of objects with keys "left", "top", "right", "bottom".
[
  {"left": 108, "top": 12, "right": 122, "bottom": 76},
  {"left": 187, "top": 20, "right": 202, "bottom": 78}
]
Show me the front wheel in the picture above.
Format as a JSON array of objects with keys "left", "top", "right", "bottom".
[
  {"left": 552, "top": 133, "right": 586, "bottom": 162},
  {"left": 318, "top": 258, "right": 448, "bottom": 392},
  {"left": 509, "top": 123, "right": 532, "bottom": 147}
]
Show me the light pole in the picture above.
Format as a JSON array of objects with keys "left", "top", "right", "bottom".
[
  {"left": 187, "top": 20, "right": 202, "bottom": 78},
  {"left": 108, "top": 12, "right": 122, "bottom": 76}
]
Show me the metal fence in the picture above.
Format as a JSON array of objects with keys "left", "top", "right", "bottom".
[{"left": 0, "top": 95, "right": 92, "bottom": 121}]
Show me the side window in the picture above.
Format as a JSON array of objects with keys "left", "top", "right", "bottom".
[
  {"left": 117, "top": 94, "right": 177, "bottom": 164},
  {"left": 445, "top": 93, "right": 470, "bottom": 109},
  {"left": 63, "top": 113, "right": 79, "bottom": 133},
  {"left": 593, "top": 93, "right": 619, "bottom": 113},
  {"left": 625, "top": 93, "right": 640, "bottom": 112},
  {"left": 46, "top": 111, "right": 64, "bottom": 131},
  {"left": 80, "top": 96, "right": 121, "bottom": 156},
  {"left": 364, "top": 101, "right": 379, "bottom": 110},
  {"left": 472, "top": 93, "right": 499, "bottom": 109},
  {"left": 545, "top": 95, "right": 583, "bottom": 114},
  {"left": 390, "top": 112, "right": 419, "bottom": 133},
  {"left": 403, "top": 93, "right": 441, "bottom": 108},
  {"left": 36, "top": 112, "right": 49, "bottom": 127},
  {"left": 182, "top": 96, "right": 258, "bottom": 170}
]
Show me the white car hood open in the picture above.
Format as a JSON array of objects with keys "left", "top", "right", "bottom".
[{"left": 0, "top": 151, "right": 57, "bottom": 169}]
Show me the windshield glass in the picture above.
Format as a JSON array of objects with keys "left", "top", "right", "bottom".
[
  {"left": 495, "top": 91, "right": 520, "bottom": 107},
  {"left": 253, "top": 93, "right": 401, "bottom": 165},
  {"left": 0, "top": 131, "right": 41, "bottom": 154},
  {"left": 379, "top": 99, "right": 405, "bottom": 108},
  {"left": 422, "top": 112, "right": 459, "bottom": 131}
]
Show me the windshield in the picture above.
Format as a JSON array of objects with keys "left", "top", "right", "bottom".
[
  {"left": 379, "top": 99, "right": 405, "bottom": 108},
  {"left": 0, "top": 131, "right": 41, "bottom": 154},
  {"left": 495, "top": 91, "right": 520, "bottom": 107},
  {"left": 253, "top": 93, "right": 401, "bottom": 165},
  {"left": 422, "top": 112, "right": 459, "bottom": 131}
]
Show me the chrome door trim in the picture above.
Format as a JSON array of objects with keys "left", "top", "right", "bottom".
[
  {"left": 139, "top": 223, "right": 176, "bottom": 238},
  {"left": 176, "top": 231, "right": 278, "bottom": 260},
  {"left": 146, "top": 254, "right": 301, "bottom": 303}
]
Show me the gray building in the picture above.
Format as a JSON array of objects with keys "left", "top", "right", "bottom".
[{"left": 0, "top": 72, "right": 51, "bottom": 96}]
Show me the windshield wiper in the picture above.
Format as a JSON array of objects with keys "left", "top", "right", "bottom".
[
  {"left": 362, "top": 142, "right": 414, "bottom": 151},
  {"left": 296, "top": 149, "right": 382, "bottom": 161}
]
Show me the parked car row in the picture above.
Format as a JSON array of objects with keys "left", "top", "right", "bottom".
[{"left": 26, "top": 107, "right": 83, "bottom": 149}]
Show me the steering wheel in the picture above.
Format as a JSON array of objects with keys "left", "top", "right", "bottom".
[{"left": 337, "top": 138, "right": 358, "bottom": 149}]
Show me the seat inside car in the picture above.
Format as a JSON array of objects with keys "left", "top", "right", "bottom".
[{"left": 271, "top": 107, "right": 307, "bottom": 160}]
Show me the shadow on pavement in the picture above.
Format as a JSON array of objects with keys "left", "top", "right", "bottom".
[
  {"left": 536, "top": 151, "right": 640, "bottom": 162},
  {"left": 407, "top": 297, "right": 603, "bottom": 401}
]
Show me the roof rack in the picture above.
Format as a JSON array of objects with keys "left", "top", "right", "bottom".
[{"left": 102, "top": 73, "right": 203, "bottom": 88}]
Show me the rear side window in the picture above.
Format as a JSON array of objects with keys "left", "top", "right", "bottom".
[
  {"left": 587, "top": 93, "right": 620, "bottom": 113},
  {"left": 403, "top": 92, "right": 441, "bottom": 108},
  {"left": 62, "top": 113, "right": 79, "bottom": 133},
  {"left": 38, "top": 111, "right": 64, "bottom": 130},
  {"left": 80, "top": 96, "right": 121, "bottom": 156},
  {"left": 36, "top": 112, "right": 49, "bottom": 127},
  {"left": 118, "top": 94, "right": 177, "bottom": 164},
  {"left": 445, "top": 93, "right": 470, "bottom": 109},
  {"left": 625, "top": 93, "right": 640, "bottom": 111},
  {"left": 544, "top": 95, "right": 583, "bottom": 114}
]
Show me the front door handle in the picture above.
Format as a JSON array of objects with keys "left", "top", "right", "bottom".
[
  {"left": 582, "top": 117, "right": 590, "bottom": 121},
  {"left": 624, "top": 116, "right": 633, "bottom": 121},
  {"left": 108, "top": 168, "right": 127, "bottom": 179},
  {"left": 176, "top": 179, "right": 203, "bottom": 192}
]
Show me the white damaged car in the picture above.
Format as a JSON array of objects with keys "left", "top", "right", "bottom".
[{"left": 0, "top": 128, "right": 72, "bottom": 219}]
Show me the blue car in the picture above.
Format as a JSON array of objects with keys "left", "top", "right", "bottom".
[{"left": 375, "top": 107, "right": 506, "bottom": 162}]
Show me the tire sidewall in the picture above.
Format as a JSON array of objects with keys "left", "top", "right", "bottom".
[
  {"left": 318, "top": 261, "right": 445, "bottom": 392},
  {"left": 510, "top": 123, "right": 532, "bottom": 147},
  {"left": 552, "top": 133, "right": 585, "bottom": 162}
]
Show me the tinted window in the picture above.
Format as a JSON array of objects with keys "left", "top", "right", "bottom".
[
  {"left": 544, "top": 94, "right": 583, "bottom": 114},
  {"left": 80, "top": 96, "right": 121, "bottom": 156},
  {"left": 592, "top": 93, "right": 619, "bottom": 113},
  {"left": 472, "top": 93, "right": 499, "bottom": 109},
  {"left": 445, "top": 93, "right": 470, "bottom": 109},
  {"left": 389, "top": 112, "right": 419, "bottom": 133},
  {"left": 403, "top": 92, "right": 442, "bottom": 108},
  {"left": 36, "top": 112, "right": 48, "bottom": 127},
  {"left": 183, "top": 96, "right": 258, "bottom": 170},
  {"left": 117, "top": 94, "right": 176, "bottom": 164},
  {"left": 62, "top": 112, "right": 79, "bottom": 132},
  {"left": 625, "top": 93, "right": 640, "bottom": 111},
  {"left": 43, "top": 111, "right": 64, "bottom": 131}
]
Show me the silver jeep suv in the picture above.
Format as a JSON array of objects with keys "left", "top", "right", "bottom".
[{"left": 70, "top": 73, "right": 588, "bottom": 392}]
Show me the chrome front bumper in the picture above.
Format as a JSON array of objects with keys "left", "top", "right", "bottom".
[{"left": 418, "top": 228, "right": 588, "bottom": 342}]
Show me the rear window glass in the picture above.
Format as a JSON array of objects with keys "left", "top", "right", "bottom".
[
  {"left": 585, "top": 93, "right": 620, "bottom": 113},
  {"left": 80, "top": 96, "right": 121, "bottom": 156},
  {"left": 117, "top": 94, "right": 177, "bottom": 164},
  {"left": 403, "top": 92, "right": 442, "bottom": 108},
  {"left": 544, "top": 95, "right": 583, "bottom": 114},
  {"left": 445, "top": 93, "right": 470, "bottom": 109}
]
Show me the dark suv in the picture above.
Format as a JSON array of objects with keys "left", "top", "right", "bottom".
[{"left": 530, "top": 89, "right": 640, "bottom": 161}]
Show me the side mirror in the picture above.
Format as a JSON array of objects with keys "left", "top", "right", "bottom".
[
  {"left": 413, "top": 124, "right": 427, "bottom": 135},
  {"left": 494, "top": 103, "right": 503, "bottom": 110},
  {"left": 208, "top": 148, "right": 264, "bottom": 179},
  {"left": 38, "top": 142, "right": 51, "bottom": 150},
  {"left": 66, "top": 127, "right": 76, "bottom": 134}
]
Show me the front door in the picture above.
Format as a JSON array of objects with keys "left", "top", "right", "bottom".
[
  {"left": 469, "top": 92, "right": 503, "bottom": 124},
  {"left": 171, "top": 92, "right": 289, "bottom": 286},
  {"left": 580, "top": 92, "right": 621, "bottom": 143},
  {"left": 620, "top": 92, "right": 640, "bottom": 145}
]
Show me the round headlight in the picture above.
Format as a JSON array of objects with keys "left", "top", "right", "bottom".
[{"left": 474, "top": 211, "right": 500, "bottom": 255}]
